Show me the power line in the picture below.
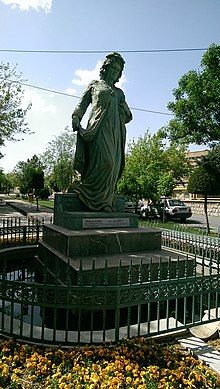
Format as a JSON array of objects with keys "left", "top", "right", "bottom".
[
  {"left": 9, "top": 79, "right": 80, "bottom": 99},
  {"left": 130, "top": 107, "right": 172, "bottom": 116},
  {"left": 8, "top": 79, "right": 173, "bottom": 116},
  {"left": 0, "top": 47, "right": 208, "bottom": 54}
]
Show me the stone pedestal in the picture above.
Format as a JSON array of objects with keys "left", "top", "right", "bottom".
[
  {"left": 38, "top": 193, "right": 162, "bottom": 282},
  {"left": 53, "top": 193, "right": 138, "bottom": 230},
  {"left": 36, "top": 193, "right": 194, "bottom": 332}
]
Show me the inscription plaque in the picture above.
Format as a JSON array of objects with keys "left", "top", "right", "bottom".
[{"left": 82, "top": 218, "right": 130, "bottom": 229}]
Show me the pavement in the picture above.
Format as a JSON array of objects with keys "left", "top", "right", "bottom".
[
  {"left": 178, "top": 336, "right": 220, "bottom": 377},
  {"left": 0, "top": 197, "right": 53, "bottom": 224},
  {"left": 186, "top": 213, "right": 220, "bottom": 233}
]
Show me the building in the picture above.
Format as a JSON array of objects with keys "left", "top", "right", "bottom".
[{"left": 173, "top": 149, "right": 209, "bottom": 200}]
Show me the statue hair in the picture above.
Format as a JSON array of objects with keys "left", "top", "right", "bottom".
[{"left": 100, "top": 52, "right": 125, "bottom": 82}]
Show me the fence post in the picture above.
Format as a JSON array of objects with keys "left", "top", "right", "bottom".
[
  {"left": 23, "top": 226, "right": 27, "bottom": 245},
  {"left": 36, "top": 221, "right": 40, "bottom": 242}
]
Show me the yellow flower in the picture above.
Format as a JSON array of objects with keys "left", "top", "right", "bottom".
[
  {"left": 98, "top": 348, "right": 105, "bottom": 357},
  {"left": 1, "top": 365, "right": 9, "bottom": 377},
  {"left": 126, "top": 376, "right": 132, "bottom": 384},
  {"left": 11, "top": 373, "right": 20, "bottom": 382},
  {"left": 84, "top": 349, "right": 94, "bottom": 357},
  {"left": 125, "top": 364, "right": 133, "bottom": 372}
]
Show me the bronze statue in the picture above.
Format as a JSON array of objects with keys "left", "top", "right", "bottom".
[{"left": 72, "top": 52, "right": 132, "bottom": 212}]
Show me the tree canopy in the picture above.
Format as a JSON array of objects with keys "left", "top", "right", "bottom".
[
  {"left": 39, "top": 126, "right": 77, "bottom": 191},
  {"left": 187, "top": 146, "right": 220, "bottom": 233},
  {"left": 167, "top": 44, "right": 220, "bottom": 146},
  {"left": 117, "top": 130, "right": 189, "bottom": 205},
  {"left": 14, "top": 155, "right": 44, "bottom": 195},
  {"left": 0, "top": 62, "right": 31, "bottom": 158}
]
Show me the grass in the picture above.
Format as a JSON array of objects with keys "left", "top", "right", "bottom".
[
  {"left": 0, "top": 337, "right": 219, "bottom": 388},
  {"left": 36, "top": 199, "right": 54, "bottom": 209},
  {"left": 140, "top": 219, "right": 219, "bottom": 237}
]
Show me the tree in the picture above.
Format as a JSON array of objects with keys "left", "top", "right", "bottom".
[
  {"left": 117, "top": 130, "right": 189, "bottom": 207},
  {"left": 0, "top": 171, "right": 15, "bottom": 194},
  {"left": 187, "top": 146, "right": 220, "bottom": 233},
  {"left": 167, "top": 44, "right": 220, "bottom": 146},
  {"left": 14, "top": 155, "right": 44, "bottom": 196},
  {"left": 53, "top": 152, "right": 74, "bottom": 192},
  {"left": 0, "top": 62, "right": 31, "bottom": 158},
  {"left": 40, "top": 127, "right": 76, "bottom": 176},
  {"left": 39, "top": 126, "right": 77, "bottom": 191},
  {"left": 0, "top": 169, "right": 6, "bottom": 193}
]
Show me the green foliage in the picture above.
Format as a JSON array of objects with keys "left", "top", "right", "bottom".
[
  {"left": 0, "top": 169, "right": 16, "bottom": 193},
  {"left": 0, "top": 62, "right": 31, "bottom": 158},
  {"left": 14, "top": 155, "right": 44, "bottom": 195},
  {"left": 157, "top": 173, "right": 175, "bottom": 198},
  {"left": 39, "top": 126, "right": 77, "bottom": 192},
  {"left": 188, "top": 146, "right": 220, "bottom": 195},
  {"left": 40, "top": 126, "right": 76, "bottom": 177},
  {"left": 53, "top": 152, "right": 74, "bottom": 192},
  {"left": 167, "top": 44, "right": 220, "bottom": 145},
  {"left": 0, "top": 169, "right": 6, "bottom": 192},
  {"left": 117, "top": 130, "right": 189, "bottom": 204},
  {"left": 187, "top": 146, "right": 220, "bottom": 234},
  {"left": 187, "top": 166, "right": 217, "bottom": 195},
  {"left": 39, "top": 187, "right": 50, "bottom": 200}
]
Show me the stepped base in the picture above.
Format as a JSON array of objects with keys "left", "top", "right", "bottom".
[
  {"left": 38, "top": 241, "right": 194, "bottom": 286},
  {"left": 41, "top": 224, "right": 161, "bottom": 258}
]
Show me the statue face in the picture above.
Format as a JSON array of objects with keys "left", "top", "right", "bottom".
[{"left": 105, "top": 62, "right": 122, "bottom": 83}]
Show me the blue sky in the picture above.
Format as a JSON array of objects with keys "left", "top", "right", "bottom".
[{"left": 0, "top": 0, "right": 220, "bottom": 172}]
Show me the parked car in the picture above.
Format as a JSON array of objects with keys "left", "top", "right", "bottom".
[
  {"left": 125, "top": 200, "right": 145, "bottom": 215},
  {"left": 160, "top": 198, "right": 192, "bottom": 222},
  {"left": 140, "top": 198, "right": 192, "bottom": 222}
]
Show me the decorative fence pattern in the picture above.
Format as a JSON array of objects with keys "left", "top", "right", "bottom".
[
  {"left": 0, "top": 217, "right": 53, "bottom": 247},
  {"left": 162, "top": 229, "right": 220, "bottom": 261},
  {"left": 1, "top": 220, "right": 220, "bottom": 345},
  {"left": 1, "top": 244, "right": 220, "bottom": 345}
]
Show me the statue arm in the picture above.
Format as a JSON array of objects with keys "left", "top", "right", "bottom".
[
  {"left": 120, "top": 101, "right": 132, "bottom": 123},
  {"left": 118, "top": 89, "right": 132, "bottom": 123},
  {"left": 72, "top": 83, "right": 93, "bottom": 131}
]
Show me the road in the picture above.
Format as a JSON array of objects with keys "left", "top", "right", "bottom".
[{"left": 184, "top": 213, "right": 220, "bottom": 232}]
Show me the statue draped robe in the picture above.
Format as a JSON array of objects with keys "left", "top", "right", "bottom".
[{"left": 72, "top": 80, "right": 132, "bottom": 211}]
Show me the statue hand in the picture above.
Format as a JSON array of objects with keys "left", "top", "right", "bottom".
[{"left": 72, "top": 115, "right": 80, "bottom": 131}]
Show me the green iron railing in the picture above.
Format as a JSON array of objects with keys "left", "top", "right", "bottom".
[
  {"left": 162, "top": 229, "right": 220, "bottom": 261},
  {"left": 0, "top": 217, "right": 53, "bottom": 247},
  {"left": 1, "top": 244, "right": 220, "bottom": 345}
]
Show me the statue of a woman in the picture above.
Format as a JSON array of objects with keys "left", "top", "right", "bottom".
[{"left": 72, "top": 52, "right": 132, "bottom": 212}]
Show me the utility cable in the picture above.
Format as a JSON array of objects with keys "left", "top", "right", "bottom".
[
  {"left": 8, "top": 79, "right": 173, "bottom": 116},
  {"left": 0, "top": 47, "right": 208, "bottom": 54}
]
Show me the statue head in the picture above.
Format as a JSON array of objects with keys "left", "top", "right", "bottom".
[{"left": 100, "top": 52, "right": 125, "bottom": 83}]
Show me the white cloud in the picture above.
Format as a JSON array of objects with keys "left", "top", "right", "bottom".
[
  {"left": 71, "top": 60, "right": 127, "bottom": 90},
  {"left": 23, "top": 88, "right": 57, "bottom": 113},
  {"left": 64, "top": 87, "right": 78, "bottom": 96},
  {"left": 1, "top": 0, "right": 52, "bottom": 12},
  {"left": 72, "top": 61, "right": 102, "bottom": 87}
]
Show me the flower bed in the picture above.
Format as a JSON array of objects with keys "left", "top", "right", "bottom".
[{"left": 0, "top": 338, "right": 219, "bottom": 388}]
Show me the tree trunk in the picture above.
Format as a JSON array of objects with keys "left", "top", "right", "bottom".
[{"left": 204, "top": 194, "right": 210, "bottom": 234}]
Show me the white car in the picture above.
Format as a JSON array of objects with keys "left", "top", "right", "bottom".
[{"left": 161, "top": 198, "right": 192, "bottom": 222}]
